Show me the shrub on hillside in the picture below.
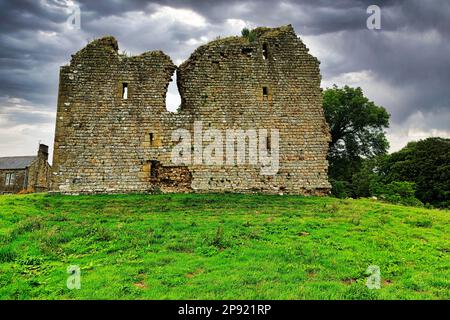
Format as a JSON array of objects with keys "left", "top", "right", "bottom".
[
  {"left": 330, "top": 179, "right": 352, "bottom": 198},
  {"left": 375, "top": 181, "right": 423, "bottom": 207}
]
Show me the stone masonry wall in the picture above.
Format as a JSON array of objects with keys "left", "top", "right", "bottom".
[
  {"left": 27, "top": 145, "right": 52, "bottom": 192},
  {"left": 51, "top": 25, "right": 331, "bottom": 195},
  {"left": 177, "top": 25, "right": 330, "bottom": 194},
  {"left": 52, "top": 37, "right": 179, "bottom": 193},
  {"left": 0, "top": 145, "right": 51, "bottom": 194},
  {"left": 0, "top": 169, "right": 27, "bottom": 194}
]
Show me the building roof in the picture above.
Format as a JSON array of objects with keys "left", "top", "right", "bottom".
[{"left": 0, "top": 156, "right": 36, "bottom": 170}]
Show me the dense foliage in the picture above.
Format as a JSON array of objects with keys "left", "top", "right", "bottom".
[
  {"left": 323, "top": 86, "right": 449, "bottom": 208},
  {"left": 322, "top": 85, "right": 390, "bottom": 197},
  {"left": 380, "top": 138, "right": 450, "bottom": 207},
  {"left": 323, "top": 85, "right": 390, "bottom": 164}
]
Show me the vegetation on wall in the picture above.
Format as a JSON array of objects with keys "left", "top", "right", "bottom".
[{"left": 241, "top": 27, "right": 257, "bottom": 42}]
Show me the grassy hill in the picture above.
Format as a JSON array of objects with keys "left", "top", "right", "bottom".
[{"left": 0, "top": 193, "right": 448, "bottom": 300}]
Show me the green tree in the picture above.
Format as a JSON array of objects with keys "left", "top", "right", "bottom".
[
  {"left": 351, "top": 155, "right": 387, "bottom": 198},
  {"left": 381, "top": 137, "right": 450, "bottom": 207},
  {"left": 323, "top": 85, "right": 390, "bottom": 196}
]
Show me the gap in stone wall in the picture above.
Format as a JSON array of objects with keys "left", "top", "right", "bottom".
[{"left": 165, "top": 72, "right": 181, "bottom": 113}]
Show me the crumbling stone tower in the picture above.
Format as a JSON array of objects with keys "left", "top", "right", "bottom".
[{"left": 52, "top": 25, "right": 331, "bottom": 194}]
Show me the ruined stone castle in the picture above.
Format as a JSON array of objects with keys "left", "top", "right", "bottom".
[{"left": 51, "top": 25, "right": 331, "bottom": 195}]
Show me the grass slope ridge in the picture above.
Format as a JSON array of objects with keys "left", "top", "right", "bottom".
[{"left": 0, "top": 193, "right": 448, "bottom": 300}]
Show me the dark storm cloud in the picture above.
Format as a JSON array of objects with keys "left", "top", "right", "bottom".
[
  {"left": 0, "top": 0, "right": 449, "bottom": 157},
  {"left": 0, "top": 0, "right": 65, "bottom": 33}
]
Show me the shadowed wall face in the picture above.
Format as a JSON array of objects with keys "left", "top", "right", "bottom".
[{"left": 52, "top": 25, "right": 331, "bottom": 195}]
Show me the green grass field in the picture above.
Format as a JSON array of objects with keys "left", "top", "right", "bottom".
[{"left": 0, "top": 193, "right": 448, "bottom": 300}]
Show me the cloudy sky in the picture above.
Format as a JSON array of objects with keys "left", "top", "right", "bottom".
[{"left": 0, "top": 0, "right": 449, "bottom": 162}]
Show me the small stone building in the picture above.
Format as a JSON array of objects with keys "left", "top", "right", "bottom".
[
  {"left": 52, "top": 25, "right": 331, "bottom": 195},
  {"left": 0, "top": 144, "right": 51, "bottom": 194}
]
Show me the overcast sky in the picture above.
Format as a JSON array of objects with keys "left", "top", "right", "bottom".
[{"left": 0, "top": 0, "right": 449, "bottom": 162}]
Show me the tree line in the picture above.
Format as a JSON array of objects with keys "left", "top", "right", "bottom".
[{"left": 323, "top": 85, "right": 449, "bottom": 208}]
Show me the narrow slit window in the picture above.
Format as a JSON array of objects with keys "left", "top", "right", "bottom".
[
  {"left": 149, "top": 133, "right": 154, "bottom": 145},
  {"left": 122, "top": 83, "right": 128, "bottom": 99},
  {"left": 262, "top": 86, "right": 269, "bottom": 99},
  {"left": 267, "top": 135, "right": 271, "bottom": 152},
  {"left": 262, "top": 43, "right": 268, "bottom": 60},
  {"left": 150, "top": 160, "right": 158, "bottom": 178}
]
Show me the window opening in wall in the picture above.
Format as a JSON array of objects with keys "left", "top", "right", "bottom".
[
  {"left": 122, "top": 82, "right": 128, "bottom": 99},
  {"left": 149, "top": 133, "right": 154, "bottom": 145},
  {"left": 5, "top": 173, "right": 15, "bottom": 186},
  {"left": 267, "top": 135, "right": 271, "bottom": 152},
  {"left": 262, "top": 43, "right": 268, "bottom": 60},
  {"left": 166, "top": 72, "right": 181, "bottom": 112},
  {"left": 241, "top": 47, "right": 253, "bottom": 55},
  {"left": 150, "top": 160, "right": 158, "bottom": 178},
  {"left": 262, "top": 86, "right": 269, "bottom": 100}
]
